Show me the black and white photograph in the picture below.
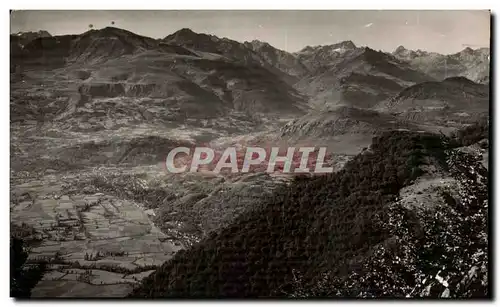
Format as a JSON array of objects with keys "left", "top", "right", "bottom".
[{"left": 9, "top": 9, "right": 491, "bottom": 299}]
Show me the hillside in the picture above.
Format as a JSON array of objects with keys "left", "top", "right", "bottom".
[
  {"left": 11, "top": 27, "right": 308, "bottom": 133},
  {"left": 376, "top": 77, "right": 489, "bottom": 126},
  {"left": 128, "top": 130, "right": 488, "bottom": 298},
  {"left": 280, "top": 105, "right": 415, "bottom": 140},
  {"left": 10, "top": 30, "right": 52, "bottom": 47},
  {"left": 163, "top": 28, "right": 301, "bottom": 84}
]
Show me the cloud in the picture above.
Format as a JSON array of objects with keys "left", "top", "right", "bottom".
[{"left": 364, "top": 23, "right": 373, "bottom": 28}]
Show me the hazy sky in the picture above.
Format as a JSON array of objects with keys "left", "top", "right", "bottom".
[{"left": 10, "top": 10, "right": 491, "bottom": 54}]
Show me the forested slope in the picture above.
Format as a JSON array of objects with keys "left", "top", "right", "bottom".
[{"left": 128, "top": 128, "right": 488, "bottom": 298}]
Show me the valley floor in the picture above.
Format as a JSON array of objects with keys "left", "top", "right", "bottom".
[{"left": 11, "top": 167, "right": 183, "bottom": 297}]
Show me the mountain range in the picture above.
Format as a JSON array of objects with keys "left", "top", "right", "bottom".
[
  {"left": 392, "top": 45, "right": 490, "bottom": 84},
  {"left": 10, "top": 27, "right": 490, "bottom": 136}
]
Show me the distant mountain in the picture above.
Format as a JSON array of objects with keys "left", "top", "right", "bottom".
[
  {"left": 392, "top": 46, "right": 490, "bottom": 84},
  {"left": 163, "top": 28, "right": 246, "bottom": 60},
  {"left": 10, "top": 30, "right": 52, "bottom": 64},
  {"left": 10, "top": 27, "right": 490, "bottom": 131},
  {"left": 11, "top": 30, "right": 51, "bottom": 46},
  {"left": 294, "top": 46, "right": 434, "bottom": 109},
  {"left": 68, "top": 27, "right": 160, "bottom": 63},
  {"left": 163, "top": 28, "right": 300, "bottom": 84},
  {"left": 244, "top": 39, "right": 309, "bottom": 78},
  {"left": 13, "top": 27, "right": 161, "bottom": 66},
  {"left": 294, "top": 40, "right": 358, "bottom": 71},
  {"left": 11, "top": 27, "right": 307, "bottom": 131},
  {"left": 11, "top": 34, "right": 78, "bottom": 69},
  {"left": 392, "top": 45, "right": 436, "bottom": 59}
]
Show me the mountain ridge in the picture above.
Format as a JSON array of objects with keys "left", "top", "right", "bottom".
[
  {"left": 11, "top": 26, "right": 488, "bottom": 131},
  {"left": 392, "top": 44, "right": 490, "bottom": 84}
]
